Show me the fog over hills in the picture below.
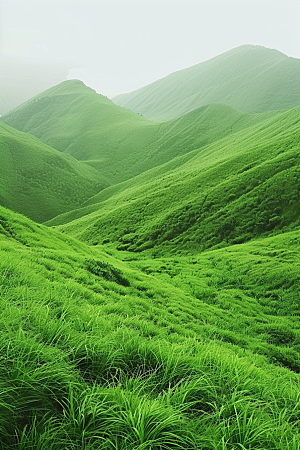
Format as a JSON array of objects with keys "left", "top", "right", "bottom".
[{"left": 0, "top": 54, "right": 73, "bottom": 115}]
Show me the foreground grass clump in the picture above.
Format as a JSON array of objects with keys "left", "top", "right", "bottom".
[
  {"left": 85, "top": 258, "right": 130, "bottom": 286},
  {"left": 0, "top": 205, "right": 299, "bottom": 448}
]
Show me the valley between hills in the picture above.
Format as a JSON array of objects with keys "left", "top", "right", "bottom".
[{"left": 0, "top": 45, "right": 299, "bottom": 449}]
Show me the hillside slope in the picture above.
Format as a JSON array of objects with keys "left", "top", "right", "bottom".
[
  {"left": 113, "top": 45, "right": 300, "bottom": 121},
  {"left": 1, "top": 80, "right": 278, "bottom": 184},
  {"left": 1, "top": 205, "right": 300, "bottom": 448},
  {"left": 0, "top": 122, "right": 108, "bottom": 222},
  {"left": 48, "top": 106, "right": 300, "bottom": 254}
]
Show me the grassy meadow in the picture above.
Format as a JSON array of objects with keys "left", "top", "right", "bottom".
[
  {"left": 0, "top": 46, "right": 300, "bottom": 449},
  {"left": 0, "top": 205, "right": 299, "bottom": 449}
]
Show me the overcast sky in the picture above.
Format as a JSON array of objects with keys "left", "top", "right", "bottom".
[{"left": 1, "top": 0, "right": 300, "bottom": 97}]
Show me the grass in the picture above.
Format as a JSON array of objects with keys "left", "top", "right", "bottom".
[
  {"left": 114, "top": 44, "right": 300, "bottom": 121},
  {"left": 0, "top": 52, "right": 299, "bottom": 448},
  {"left": 47, "top": 105, "right": 300, "bottom": 256},
  {"left": 0, "top": 121, "right": 108, "bottom": 222},
  {"left": 1, "top": 80, "right": 280, "bottom": 186},
  {"left": 0, "top": 205, "right": 299, "bottom": 449}
]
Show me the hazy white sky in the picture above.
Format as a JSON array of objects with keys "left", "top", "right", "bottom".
[{"left": 1, "top": 0, "right": 300, "bottom": 96}]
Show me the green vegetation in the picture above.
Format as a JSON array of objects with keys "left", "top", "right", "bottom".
[
  {"left": 0, "top": 47, "right": 299, "bottom": 448},
  {"left": 48, "top": 106, "right": 300, "bottom": 255},
  {"left": 0, "top": 122, "right": 108, "bottom": 222},
  {"left": 85, "top": 259, "right": 130, "bottom": 286},
  {"left": 114, "top": 45, "right": 300, "bottom": 121},
  {"left": 1, "top": 80, "right": 279, "bottom": 184},
  {"left": 0, "top": 206, "right": 299, "bottom": 449}
]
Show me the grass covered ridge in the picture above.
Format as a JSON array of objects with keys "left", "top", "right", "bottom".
[{"left": 0, "top": 205, "right": 300, "bottom": 449}]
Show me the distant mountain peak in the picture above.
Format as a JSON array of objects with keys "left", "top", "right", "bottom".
[{"left": 113, "top": 45, "right": 300, "bottom": 121}]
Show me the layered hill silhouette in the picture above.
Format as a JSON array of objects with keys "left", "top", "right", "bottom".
[
  {"left": 0, "top": 122, "right": 108, "bottom": 222},
  {"left": 113, "top": 45, "right": 300, "bottom": 121},
  {"left": 48, "top": 106, "right": 300, "bottom": 254},
  {"left": 1, "top": 79, "right": 278, "bottom": 184}
]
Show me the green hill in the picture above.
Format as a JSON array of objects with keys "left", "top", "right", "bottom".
[
  {"left": 0, "top": 122, "right": 108, "bottom": 222},
  {"left": 0, "top": 80, "right": 152, "bottom": 183},
  {"left": 1, "top": 80, "right": 279, "bottom": 184},
  {"left": 48, "top": 106, "right": 300, "bottom": 254},
  {"left": 113, "top": 45, "right": 300, "bottom": 121},
  {"left": 1, "top": 45, "right": 300, "bottom": 449},
  {"left": 0, "top": 204, "right": 299, "bottom": 449}
]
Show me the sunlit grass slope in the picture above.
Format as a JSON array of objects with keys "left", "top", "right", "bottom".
[
  {"left": 114, "top": 45, "right": 300, "bottom": 121},
  {"left": 1, "top": 80, "right": 278, "bottom": 184},
  {"left": 0, "top": 122, "right": 108, "bottom": 222},
  {"left": 49, "top": 106, "right": 300, "bottom": 255},
  {"left": 0, "top": 205, "right": 299, "bottom": 449}
]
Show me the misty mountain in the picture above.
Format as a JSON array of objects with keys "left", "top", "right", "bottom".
[{"left": 113, "top": 45, "right": 300, "bottom": 121}]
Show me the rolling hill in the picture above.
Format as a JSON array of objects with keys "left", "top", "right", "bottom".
[
  {"left": 113, "top": 45, "right": 300, "bottom": 121},
  {"left": 0, "top": 79, "right": 151, "bottom": 183},
  {"left": 0, "top": 122, "right": 108, "bottom": 222},
  {"left": 1, "top": 79, "right": 279, "bottom": 184},
  {"left": 47, "top": 106, "right": 300, "bottom": 254}
]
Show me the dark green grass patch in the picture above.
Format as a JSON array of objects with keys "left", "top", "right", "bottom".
[{"left": 85, "top": 259, "right": 130, "bottom": 286}]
